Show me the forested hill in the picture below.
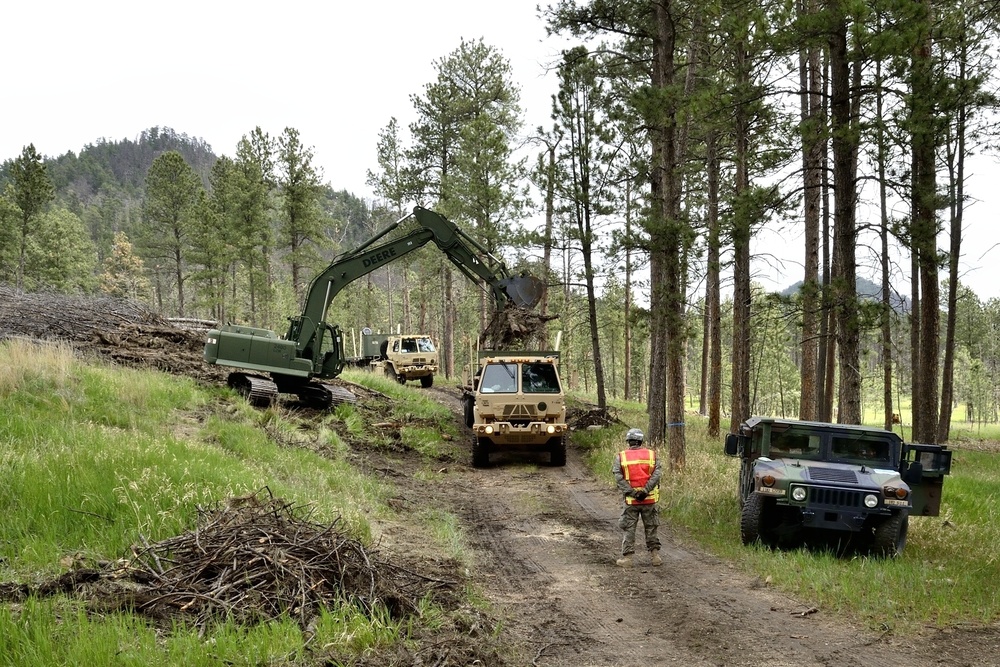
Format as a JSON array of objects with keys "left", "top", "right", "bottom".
[
  {"left": 781, "top": 277, "right": 912, "bottom": 314},
  {"left": 43, "top": 127, "right": 218, "bottom": 203},
  {"left": 0, "top": 126, "right": 374, "bottom": 264}
]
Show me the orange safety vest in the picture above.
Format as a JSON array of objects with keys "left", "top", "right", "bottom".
[{"left": 619, "top": 447, "right": 659, "bottom": 505}]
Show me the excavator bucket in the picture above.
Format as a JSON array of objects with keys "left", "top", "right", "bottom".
[{"left": 499, "top": 275, "right": 546, "bottom": 309}]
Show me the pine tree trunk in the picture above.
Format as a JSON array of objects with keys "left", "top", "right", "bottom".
[
  {"left": 798, "top": 13, "right": 822, "bottom": 422},
  {"left": 706, "top": 132, "right": 722, "bottom": 438},
  {"left": 830, "top": 13, "right": 861, "bottom": 425},
  {"left": 912, "top": 0, "right": 939, "bottom": 443},
  {"left": 875, "top": 52, "right": 895, "bottom": 432},
  {"left": 937, "top": 45, "right": 968, "bottom": 444}
]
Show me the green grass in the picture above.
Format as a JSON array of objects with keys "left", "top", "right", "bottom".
[
  {"left": 5, "top": 337, "right": 998, "bottom": 662},
  {"left": 0, "top": 341, "right": 476, "bottom": 665},
  {"left": 0, "top": 341, "right": 390, "bottom": 569},
  {"left": 576, "top": 394, "right": 1000, "bottom": 631},
  {"left": 0, "top": 596, "right": 411, "bottom": 667}
]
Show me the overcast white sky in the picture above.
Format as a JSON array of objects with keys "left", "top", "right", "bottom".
[{"left": 3, "top": 0, "right": 999, "bottom": 302}]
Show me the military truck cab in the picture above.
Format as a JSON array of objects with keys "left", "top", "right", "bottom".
[
  {"left": 462, "top": 351, "right": 567, "bottom": 468},
  {"left": 378, "top": 335, "right": 438, "bottom": 388},
  {"left": 724, "top": 417, "right": 952, "bottom": 556}
]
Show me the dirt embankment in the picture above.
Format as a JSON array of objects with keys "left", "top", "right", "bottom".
[{"left": 3, "top": 289, "right": 999, "bottom": 666}]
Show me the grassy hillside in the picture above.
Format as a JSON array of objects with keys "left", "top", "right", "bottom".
[{"left": 0, "top": 339, "right": 496, "bottom": 666}]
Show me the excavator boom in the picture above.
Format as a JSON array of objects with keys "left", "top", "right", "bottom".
[{"left": 204, "top": 206, "right": 546, "bottom": 408}]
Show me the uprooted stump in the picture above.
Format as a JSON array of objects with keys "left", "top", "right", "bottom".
[{"left": 479, "top": 304, "right": 558, "bottom": 350}]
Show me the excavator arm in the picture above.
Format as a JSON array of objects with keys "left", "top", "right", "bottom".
[
  {"left": 287, "top": 206, "right": 543, "bottom": 362},
  {"left": 204, "top": 206, "right": 544, "bottom": 407}
]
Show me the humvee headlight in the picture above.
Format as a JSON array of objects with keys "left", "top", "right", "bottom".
[
  {"left": 864, "top": 494, "right": 879, "bottom": 508},
  {"left": 791, "top": 486, "right": 807, "bottom": 502},
  {"left": 546, "top": 425, "right": 555, "bottom": 434},
  {"left": 484, "top": 425, "right": 494, "bottom": 435},
  {"left": 761, "top": 475, "right": 776, "bottom": 487},
  {"left": 884, "top": 486, "right": 908, "bottom": 499}
]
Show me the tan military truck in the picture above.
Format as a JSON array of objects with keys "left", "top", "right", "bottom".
[
  {"left": 462, "top": 351, "right": 567, "bottom": 468},
  {"left": 378, "top": 334, "right": 438, "bottom": 388}
]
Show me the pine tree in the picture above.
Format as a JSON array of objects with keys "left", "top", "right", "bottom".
[{"left": 8, "top": 144, "right": 55, "bottom": 291}]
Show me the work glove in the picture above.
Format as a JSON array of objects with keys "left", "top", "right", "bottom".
[{"left": 633, "top": 489, "right": 648, "bottom": 501}]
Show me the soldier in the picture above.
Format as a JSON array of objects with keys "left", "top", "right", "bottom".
[{"left": 612, "top": 428, "right": 663, "bottom": 568}]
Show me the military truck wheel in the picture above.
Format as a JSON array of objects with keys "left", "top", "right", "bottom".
[
  {"left": 740, "top": 493, "right": 778, "bottom": 547},
  {"left": 384, "top": 365, "right": 398, "bottom": 383},
  {"left": 472, "top": 436, "right": 491, "bottom": 468},
  {"left": 872, "top": 510, "right": 909, "bottom": 557},
  {"left": 462, "top": 395, "right": 475, "bottom": 428},
  {"left": 549, "top": 435, "right": 567, "bottom": 467},
  {"left": 420, "top": 374, "right": 434, "bottom": 388}
]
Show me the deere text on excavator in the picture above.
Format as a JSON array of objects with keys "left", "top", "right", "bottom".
[{"left": 203, "top": 206, "right": 545, "bottom": 408}]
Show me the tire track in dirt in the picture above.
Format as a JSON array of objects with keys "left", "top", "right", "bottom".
[
  {"left": 419, "top": 385, "right": 998, "bottom": 667},
  {"left": 460, "top": 449, "right": 938, "bottom": 667}
]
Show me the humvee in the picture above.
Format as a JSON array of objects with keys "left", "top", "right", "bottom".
[
  {"left": 462, "top": 351, "right": 567, "bottom": 468},
  {"left": 725, "top": 416, "right": 952, "bottom": 557},
  {"left": 378, "top": 335, "right": 438, "bottom": 388}
]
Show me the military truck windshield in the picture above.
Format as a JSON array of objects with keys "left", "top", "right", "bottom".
[
  {"left": 522, "top": 363, "right": 560, "bottom": 394},
  {"left": 766, "top": 430, "right": 821, "bottom": 459},
  {"left": 832, "top": 435, "right": 892, "bottom": 465},
  {"left": 417, "top": 338, "right": 435, "bottom": 353},
  {"left": 480, "top": 363, "right": 518, "bottom": 393}
]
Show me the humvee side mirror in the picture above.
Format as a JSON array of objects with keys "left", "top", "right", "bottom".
[{"left": 724, "top": 433, "right": 742, "bottom": 457}]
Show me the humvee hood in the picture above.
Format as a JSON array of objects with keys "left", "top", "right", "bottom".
[{"left": 758, "top": 457, "right": 905, "bottom": 489}]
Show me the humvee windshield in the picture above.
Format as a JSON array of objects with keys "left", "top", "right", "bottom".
[
  {"left": 522, "top": 362, "right": 560, "bottom": 394},
  {"left": 765, "top": 430, "right": 822, "bottom": 459},
  {"left": 831, "top": 435, "right": 892, "bottom": 465}
]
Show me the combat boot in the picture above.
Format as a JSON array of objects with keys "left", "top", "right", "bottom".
[
  {"left": 650, "top": 549, "right": 662, "bottom": 567},
  {"left": 615, "top": 554, "right": 633, "bottom": 568}
]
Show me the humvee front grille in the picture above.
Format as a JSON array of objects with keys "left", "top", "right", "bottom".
[{"left": 805, "top": 486, "right": 864, "bottom": 508}]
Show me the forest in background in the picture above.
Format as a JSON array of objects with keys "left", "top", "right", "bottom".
[{"left": 3, "top": 1, "right": 1000, "bottom": 465}]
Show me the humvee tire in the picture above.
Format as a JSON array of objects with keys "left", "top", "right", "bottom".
[
  {"left": 741, "top": 493, "right": 778, "bottom": 547},
  {"left": 738, "top": 459, "right": 753, "bottom": 508},
  {"left": 872, "top": 510, "right": 909, "bottom": 557}
]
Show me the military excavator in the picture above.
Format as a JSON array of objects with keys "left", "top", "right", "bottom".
[{"left": 203, "top": 206, "right": 546, "bottom": 408}]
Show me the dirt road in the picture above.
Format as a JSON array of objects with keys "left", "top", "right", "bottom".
[
  {"left": 2, "top": 289, "right": 995, "bottom": 667},
  {"left": 396, "top": 385, "right": 1000, "bottom": 667}
]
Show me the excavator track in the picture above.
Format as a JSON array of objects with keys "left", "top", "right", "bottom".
[
  {"left": 227, "top": 373, "right": 278, "bottom": 408},
  {"left": 293, "top": 382, "right": 356, "bottom": 409}
]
